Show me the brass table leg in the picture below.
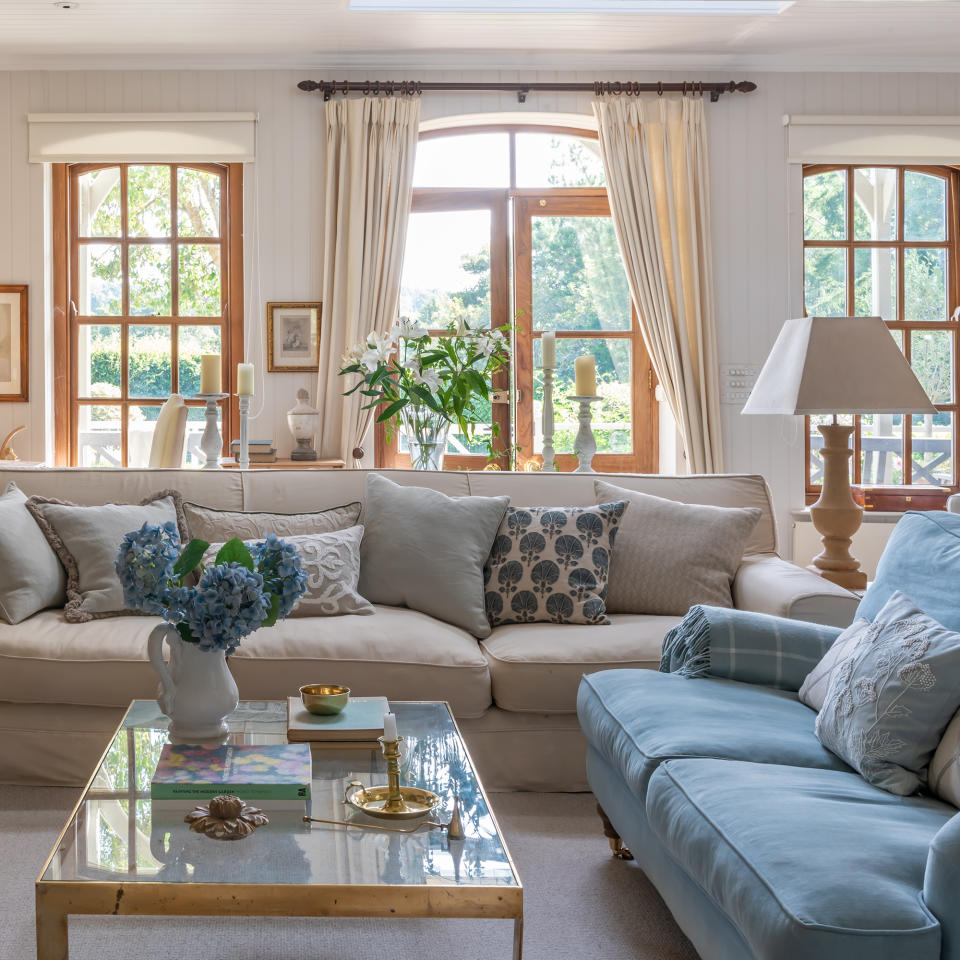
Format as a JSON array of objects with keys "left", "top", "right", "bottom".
[
  {"left": 36, "top": 901, "right": 68, "bottom": 960},
  {"left": 513, "top": 915, "right": 524, "bottom": 960}
]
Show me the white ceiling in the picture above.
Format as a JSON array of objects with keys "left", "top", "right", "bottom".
[{"left": 1, "top": 0, "right": 960, "bottom": 71}]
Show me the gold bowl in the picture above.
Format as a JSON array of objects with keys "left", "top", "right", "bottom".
[{"left": 300, "top": 683, "right": 351, "bottom": 715}]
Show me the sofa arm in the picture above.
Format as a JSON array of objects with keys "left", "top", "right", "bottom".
[
  {"left": 924, "top": 812, "right": 960, "bottom": 960},
  {"left": 733, "top": 554, "right": 860, "bottom": 628},
  {"left": 661, "top": 605, "right": 843, "bottom": 691}
]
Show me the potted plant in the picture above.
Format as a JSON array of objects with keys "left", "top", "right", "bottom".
[
  {"left": 339, "top": 316, "right": 511, "bottom": 470},
  {"left": 116, "top": 523, "right": 307, "bottom": 739}
]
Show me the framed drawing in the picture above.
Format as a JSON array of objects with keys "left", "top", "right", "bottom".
[
  {"left": 0, "top": 285, "right": 28, "bottom": 402},
  {"left": 267, "top": 302, "right": 321, "bottom": 373}
]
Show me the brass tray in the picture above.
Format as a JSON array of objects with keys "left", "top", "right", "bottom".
[{"left": 344, "top": 780, "right": 442, "bottom": 821}]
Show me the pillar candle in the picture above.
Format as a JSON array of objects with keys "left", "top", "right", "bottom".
[
  {"left": 574, "top": 355, "right": 596, "bottom": 396},
  {"left": 383, "top": 712, "right": 398, "bottom": 740},
  {"left": 237, "top": 363, "right": 255, "bottom": 396},
  {"left": 542, "top": 331, "right": 556, "bottom": 367},
  {"left": 200, "top": 354, "right": 222, "bottom": 394}
]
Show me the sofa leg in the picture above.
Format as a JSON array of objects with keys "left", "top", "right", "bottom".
[{"left": 596, "top": 803, "right": 633, "bottom": 860}]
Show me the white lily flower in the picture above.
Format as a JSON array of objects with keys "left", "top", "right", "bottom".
[
  {"left": 360, "top": 331, "right": 395, "bottom": 372},
  {"left": 413, "top": 366, "right": 443, "bottom": 392},
  {"left": 394, "top": 316, "right": 429, "bottom": 340}
]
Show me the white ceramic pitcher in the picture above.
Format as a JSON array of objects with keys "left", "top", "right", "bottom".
[{"left": 147, "top": 623, "right": 239, "bottom": 739}]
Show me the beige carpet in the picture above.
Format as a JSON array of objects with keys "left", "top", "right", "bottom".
[{"left": 0, "top": 786, "right": 698, "bottom": 960}]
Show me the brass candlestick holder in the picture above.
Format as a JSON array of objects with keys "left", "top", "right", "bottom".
[{"left": 341, "top": 735, "right": 443, "bottom": 821}]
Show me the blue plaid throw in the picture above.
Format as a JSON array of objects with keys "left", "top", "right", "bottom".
[{"left": 660, "top": 605, "right": 843, "bottom": 691}]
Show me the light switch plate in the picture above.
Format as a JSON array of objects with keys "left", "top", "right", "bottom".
[{"left": 721, "top": 363, "right": 760, "bottom": 404}]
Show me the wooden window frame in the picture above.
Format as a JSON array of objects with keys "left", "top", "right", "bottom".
[
  {"left": 803, "top": 163, "right": 960, "bottom": 512},
  {"left": 52, "top": 161, "right": 243, "bottom": 467},
  {"left": 378, "top": 125, "right": 657, "bottom": 472}
]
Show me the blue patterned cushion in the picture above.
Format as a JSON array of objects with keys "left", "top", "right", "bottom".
[
  {"left": 816, "top": 591, "right": 960, "bottom": 796},
  {"left": 483, "top": 502, "right": 627, "bottom": 626}
]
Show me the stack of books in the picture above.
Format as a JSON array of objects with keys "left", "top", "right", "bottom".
[
  {"left": 151, "top": 742, "right": 312, "bottom": 812},
  {"left": 230, "top": 440, "right": 277, "bottom": 463},
  {"left": 287, "top": 695, "right": 389, "bottom": 750}
]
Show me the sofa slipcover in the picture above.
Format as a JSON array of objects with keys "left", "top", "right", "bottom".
[
  {"left": 0, "top": 606, "right": 491, "bottom": 718},
  {"left": 646, "top": 758, "right": 950, "bottom": 960},
  {"left": 577, "top": 669, "right": 850, "bottom": 802},
  {"left": 481, "top": 615, "right": 677, "bottom": 713}
]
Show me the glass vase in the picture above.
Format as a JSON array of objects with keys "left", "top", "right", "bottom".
[{"left": 402, "top": 405, "right": 451, "bottom": 471}]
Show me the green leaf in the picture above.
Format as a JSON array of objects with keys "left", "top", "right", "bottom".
[
  {"left": 377, "top": 399, "right": 407, "bottom": 422},
  {"left": 174, "top": 538, "right": 210, "bottom": 581},
  {"left": 177, "top": 622, "right": 199, "bottom": 644},
  {"left": 261, "top": 591, "right": 282, "bottom": 628},
  {"left": 215, "top": 537, "right": 254, "bottom": 571}
]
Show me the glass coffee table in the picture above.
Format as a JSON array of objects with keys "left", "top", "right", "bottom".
[{"left": 37, "top": 700, "right": 523, "bottom": 958}]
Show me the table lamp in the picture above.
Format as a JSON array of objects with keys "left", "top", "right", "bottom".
[{"left": 742, "top": 316, "right": 936, "bottom": 590}]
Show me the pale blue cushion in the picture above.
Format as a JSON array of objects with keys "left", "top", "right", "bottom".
[
  {"left": 577, "top": 669, "right": 849, "bottom": 803},
  {"left": 646, "top": 758, "right": 950, "bottom": 960},
  {"left": 817, "top": 590, "right": 960, "bottom": 795},
  {"left": 857, "top": 511, "right": 960, "bottom": 631}
]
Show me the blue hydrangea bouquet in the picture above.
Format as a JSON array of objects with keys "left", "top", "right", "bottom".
[
  {"left": 116, "top": 523, "right": 308, "bottom": 739},
  {"left": 117, "top": 522, "right": 308, "bottom": 653}
]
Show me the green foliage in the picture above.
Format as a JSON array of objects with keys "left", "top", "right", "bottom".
[
  {"left": 215, "top": 538, "right": 254, "bottom": 571},
  {"left": 173, "top": 538, "right": 210, "bottom": 581}
]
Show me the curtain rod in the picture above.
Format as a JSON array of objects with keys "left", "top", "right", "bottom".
[{"left": 297, "top": 79, "right": 757, "bottom": 104}]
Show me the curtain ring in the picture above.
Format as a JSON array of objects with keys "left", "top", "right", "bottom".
[
  {"left": 363, "top": 81, "right": 370, "bottom": 96},
  {"left": 657, "top": 81, "right": 663, "bottom": 97},
  {"left": 416, "top": 81, "right": 423, "bottom": 96},
  {"left": 343, "top": 81, "right": 350, "bottom": 96},
  {"left": 613, "top": 81, "right": 622, "bottom": 95},
  {"left": 390, "top": 81, "right": 396, "bottom": 96},
  {"left": 594, "top": 80, "right": 601, "bottom": 97},
  {"left": 698, "top": 81, "right": 704, "bottom": 98}
]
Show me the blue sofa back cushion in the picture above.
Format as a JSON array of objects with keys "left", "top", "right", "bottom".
[{"left": 857, "top": 511, "right": 960, "bottom": 632}]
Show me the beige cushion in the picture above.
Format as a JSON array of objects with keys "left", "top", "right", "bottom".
[
  {"left": 360, "top": 474, "right": 508, "bottom": 639},
  {"left": 0, "top": 606, "right": 491, "bottom": 718},
  {"left": 798, "top": 617, "right": 871, "bottom": 711},
  {"left": 26, "top": 491, "right": 185, "bottom": 623},
  {"left": 595, "top": 480, "right": 761, "bottom": 616},
  {"left": 183, "top": 500, "right": 361, "bottom": 541},
  {"left": 0, "top": 483, "right": 66, "bottom": 624},
  {"left": 480, "top": 613, "right": 679, "bottom": 713},
  {"left": 931, "top": 708, "right": 960, "bottom": 808}
]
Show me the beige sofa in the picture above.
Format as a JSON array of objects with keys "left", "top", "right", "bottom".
[{"left": 0, "top": 467, "right": 858, "bottom": 791}]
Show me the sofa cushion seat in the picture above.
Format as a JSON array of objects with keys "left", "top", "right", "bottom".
[
  {"left": 482, "top": 614, "right": 677, "bottom": 713},
  {"left": 0, "top": 606, "right": 491, "bottom": 718},
  {"left": 577, "top": 669, "right": 850, "bottom": 802},
  {"left": 646, "top": 758, "right": 950, "bottom": 960}
]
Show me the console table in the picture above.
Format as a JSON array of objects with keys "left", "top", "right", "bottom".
[{"left": 221, "top": 458, "right": 345, "bottom": 470}]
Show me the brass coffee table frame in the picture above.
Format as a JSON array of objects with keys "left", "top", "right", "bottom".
[{"left": 36, "top": 700, "right": 523, "bottom": 960}]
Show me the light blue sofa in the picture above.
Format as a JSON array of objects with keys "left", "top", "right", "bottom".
[{"left": 579, "top": 511, "right": 960, "bottom": 960}]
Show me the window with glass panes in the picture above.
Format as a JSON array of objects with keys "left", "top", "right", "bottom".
[
  {"left": 380, "top": 126, "right": 657, "bottom": 471},
  {"left": 54, "top": 162, "right": 242, "bottom": 467},
  {"left": 803, "top": 165, "right": 960, "bottom": 510}
]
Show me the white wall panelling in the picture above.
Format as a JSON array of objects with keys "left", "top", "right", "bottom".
[{"left": 2, "top": 68, "right": 959, "bottom": 550}]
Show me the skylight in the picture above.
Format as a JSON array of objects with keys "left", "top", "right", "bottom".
[{"left": 349, "top": 0, "right": 795, "bottom": 13}]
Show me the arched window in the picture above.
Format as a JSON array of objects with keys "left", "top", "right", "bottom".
[
  {"left": 379, "top": 125, "right": 658, "bottom": 472},
  {"left": 53, "top": 162, "right": 243, "bottom": 467},
  {"left": 802, "top": 164, "right": 960, "bottom": 509}
]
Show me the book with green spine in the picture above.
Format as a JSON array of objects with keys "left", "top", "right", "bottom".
[{"left": 151, "top": 743, "right": 312, "bottom": 803}]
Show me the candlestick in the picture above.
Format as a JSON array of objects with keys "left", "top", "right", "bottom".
[
  {"left": 238, "top": 394, "right": 251, "bottom": 470},
  {"left": 237, "top": 363, "right": 255, "bottom": 397},
  {"left": 383, "top": 712, "right": 398, "bottom": 741},
  {"left": 568, "top": 394, "right": 603, "bottom": 473},
  {"left": 540, "top": 362, "right": 557, "bottom": 473},
  {"left": 574, "top": 354, "right": 596, "bottom": 396},
  {"left": 193, "top": 393, "right": 228, "bottom": 470},
  {"left": 542, "top": 331, "right": 556, "bottom": 367},
  {"left": 200, "top": 354, "right": 222, "bottom": 395}
]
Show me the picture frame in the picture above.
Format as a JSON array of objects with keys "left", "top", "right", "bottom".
[
  {"left": 267, "top": 302, "right": 321, "bottom": 373},
  {"left": 0, "top": 284, "right": 28, "bottom": 403}
]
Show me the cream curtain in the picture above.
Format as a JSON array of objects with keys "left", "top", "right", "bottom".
[
  {"left": 593, "top": 96, "right": 723, "bottom": 473},
  {"left": 316, "top": 97, "right": 419, "bottom": 465}
]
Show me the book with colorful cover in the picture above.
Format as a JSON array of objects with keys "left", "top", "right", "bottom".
[
  {"left": 151, "top": 743, "right": 312, "bottom": 803},
  {"left": 286, "top": 696, "right": 389, "bottom": 742}
]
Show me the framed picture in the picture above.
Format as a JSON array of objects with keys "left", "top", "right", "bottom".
[
  {"left": 0, "top": 285, "right": 27, "bottom": 402},
  {"left": 267, "top": 302, "right": 321, "bottom": 373}
]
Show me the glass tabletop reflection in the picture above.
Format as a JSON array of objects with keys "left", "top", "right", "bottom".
[{"left": 40, "top": 700, "right": 519, "bottom": 890}]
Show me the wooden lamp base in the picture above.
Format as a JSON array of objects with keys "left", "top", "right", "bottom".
[{"left": 807, "top": 422, "right": 868, "bottom": 591}]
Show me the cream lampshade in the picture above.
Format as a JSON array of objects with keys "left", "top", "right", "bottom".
[{"left": 743, "top": 316, "right": 936, "bottom": 589}]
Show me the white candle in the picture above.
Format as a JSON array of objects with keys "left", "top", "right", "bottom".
[
  {"left": 542, "top": 331, "right": 556, "bottom": 367},
  {"left": 383, "top": 712, "right": 398, "bottom": 741},
  {"left": 237, "top": 363, "right": 255, "bottom": 397},
  {"left": 574, "top": 354, "right": 596, "bottom": 396},
  {"left": 200, "top": 354, "right": 222, "bottom": 394}
]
